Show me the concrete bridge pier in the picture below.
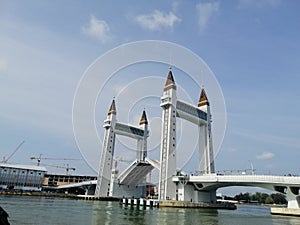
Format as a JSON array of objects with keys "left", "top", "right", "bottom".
[
  {"left": 86, "top": 184, "right": 96, "bottom": 195},
  {"left": 176, "top": 180, "right": 217, "bottom": 203},
  {"left": 195, "top": 190, "right": 217, "bottom": 203},
  {"left": 286, "top": 187, "right": 300, "bottom": 209},
  {"left": 271, "top": 186, "right": 300, "bottom": 216},
  {"left": 83, "top": 184, "right": 96, "bottom": 195}
]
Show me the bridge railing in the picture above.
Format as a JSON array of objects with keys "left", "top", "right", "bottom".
[{"left": 189, "top": 174, "right": 300, "bottom": 185}]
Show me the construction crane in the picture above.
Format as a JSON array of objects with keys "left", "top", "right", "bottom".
[
  {"left": 2, "top": 140, "right": 25, "bottom": 163},
  {"left": 41, "top": 163, "right": 76, "bottom": 175},
  {"left": 30, "top": 155, "right": 81, "bottom": 166}
]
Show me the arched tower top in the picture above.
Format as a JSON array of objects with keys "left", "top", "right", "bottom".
[
  {"left": 139, "top": 110, "right": 148, "bottom": 125},
  {"left": 198, "top": 89, "right": 210, "bottom": 107},
  {"left": 108, "top": 99, "right": 117, "bottom": 115},
  {"left": 163, "top": 70, "right": 176, "bottom": 91}
]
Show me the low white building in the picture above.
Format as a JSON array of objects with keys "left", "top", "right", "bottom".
[{"left": 0, "top": 163, "right": 47, "bottom": 191}]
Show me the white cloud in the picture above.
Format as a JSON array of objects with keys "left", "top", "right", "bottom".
[
  {"left": 238, "top": 0, "right": 282, "bottom": 9},
  {"left": 82, "top": 15, "right": 111, "bottom": 43},
  {"left": 196, "top": 2, "right": 220, "bottom": 31},
  {"left": 256, "top": 151, "right": 275, "bottom": 160},
  {"left": 135, "top": 10, "right": 181, "bottom": 31}
]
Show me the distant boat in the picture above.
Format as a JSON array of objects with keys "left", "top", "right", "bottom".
[{"left": 0, "top": 206, "right": 10, "bottom": 225}]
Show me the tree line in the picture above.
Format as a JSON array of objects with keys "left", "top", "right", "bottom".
[{"left": 222, "top": 192, "right": 287, "bottom": 204}]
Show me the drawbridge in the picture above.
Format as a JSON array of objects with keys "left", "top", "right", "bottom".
[
  {"left": 91, "top": 70, "right": 300, "bottom": 212},
  {"left": 117, "top": 158, "right": 159, "bottom": 186}
]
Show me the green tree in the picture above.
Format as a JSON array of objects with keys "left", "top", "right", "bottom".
[
  {"left": 233, "top": 192, "right": 287, "bottom": 204},
  {"left": 265, "top": 196, "right": 274, "bottom": 204},
  {"left": 261, "top": 193, "right": 269, "bottom": 203},
  {"left": 271, "top": 193, "right": 287, "bottom": 204},
  {"left": 234, "top": 192, "right": 251, "bottom": 202}
]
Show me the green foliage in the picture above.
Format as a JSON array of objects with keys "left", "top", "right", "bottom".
[
  {"left": 232, "top": 192, "right": 287, "bottom": 204},
  {"left": 270, "top": 193, "right": 287, "bottom": 204},
  {"left": 265, "top": 196, "right": 274, "bottom": 204}
]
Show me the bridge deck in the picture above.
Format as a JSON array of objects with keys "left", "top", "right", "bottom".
[
  {"left": 188, "top": 174, "right": 300, "bottom": 184},
  {"left": 118, "top": 159, "right": 154, "bottom": 186},
  {"left": 173, "top": 174, "right": 300, "bottom": 191}
]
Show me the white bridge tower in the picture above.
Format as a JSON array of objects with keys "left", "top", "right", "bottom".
[
  {"left": 158, "top": 70, "right": 215, "bottom": 200},
  {"left": 95, "top": 100, "right": 149, "bottom": 197}
]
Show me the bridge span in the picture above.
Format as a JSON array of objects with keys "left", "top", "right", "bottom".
[
  {"left": 173, "top": 174, "right": 300, "bottom": 209},
  {"left": 86, "top": 71, "right": 300, "bottom": 213}
]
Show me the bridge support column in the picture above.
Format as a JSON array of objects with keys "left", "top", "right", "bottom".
[
  {"left": 271, "top": 186, "right": 300, "bottom": 216},
  {"left": 85, "top": 185, "right": 96, "bottom": 195},
  {"left": 137, "top": 110, "right": 148, "bottom": 162},
  {"left": 287, "top": 187, "right": 300, "bottom": 209},
  {"left": 177, "top": 181, "right": 217, "bottom": 203},
  {"left": 196, "top": 190, "right": 217, "bottom": 203},
  {"left": 198, "top": 89, "right": 215, "bottom": 174},
  {"left": 158, "top": 71, "right": 177, "bottom": 201},
  {"left": 95, "top": 100, "right": 116, "bottom": 197}
]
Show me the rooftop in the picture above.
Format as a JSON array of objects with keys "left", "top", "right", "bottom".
[{"left": 0, "top": 162, "right": 47, "bottom": 172}]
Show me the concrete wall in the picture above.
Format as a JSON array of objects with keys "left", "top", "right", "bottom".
[
  {"left": 182, "top": 184, "right": 194, "bottom": 202},
  {"left": 196, "top": 190, "right": 216, "bottom": 203},
  {"left": 111, "top": 182, "right": 146, "bottom": 198},
  {"left": 177, "top": 183, "right": 217, "bottom": 203}
]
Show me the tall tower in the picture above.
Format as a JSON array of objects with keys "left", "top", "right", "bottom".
[
  {"left": 158, "top": 70, "right": 177, "bottom": 200},
  {"left": 137, "top": 110, "right": 148, "bottom": 161},
  {"left": 95, "top": 99, "right": 117, "bottom": 197},
  {"left": 198, "top": 89, "right": 215, "bottom": 174}
]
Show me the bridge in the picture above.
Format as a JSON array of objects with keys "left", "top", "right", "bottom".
[
  {"left": 58, "top": 69, "right": 300, "bottom": 211},
  {"left": 173, "top": 174, "right": 300, "bottom": 208},
  {"left": 56, "top": 158, "right": 160, "bottom": 196}
]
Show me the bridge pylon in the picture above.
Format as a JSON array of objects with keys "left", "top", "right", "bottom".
[
  {"left": 95, "top": 100, "right": 117, "bottom": 197},
  {"left": 95, "top": 100, "right": 149, "bottom": 197},
  {"left": 198, "top": 89, "right": 215, "bottom": 174},
  {"left": 158, "top": 70, "right": 177, "bottom": 200},
  {"left": 158, "top": 70, "right": 215, "bottom": 201}
]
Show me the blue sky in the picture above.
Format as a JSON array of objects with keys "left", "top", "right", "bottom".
[{"left": 1, "top": 0, "right": 300, "bottom": 194}]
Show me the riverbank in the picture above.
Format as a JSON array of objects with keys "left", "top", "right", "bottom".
[
  {"left": 271, "top": 207, "right": 300, "bottom": 217},
  {"left": 0, "top": 190, "right": 77, "bottom": 198},
  {"left": 0, "top": 191, "right": 120, "bottom": 201},
  {"left": 159, "top": 200, "right": 237, "bottom": 209},
  {"left": 121, "top": 198, "right": 237, "bottom": 210}
]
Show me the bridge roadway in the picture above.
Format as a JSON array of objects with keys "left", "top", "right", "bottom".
[
  {"left": 57, "top": 173, "right": 300, "bottom": 195},
  {"left": 173, "top": 174, "right": 300, "bottom": 208},
  {"left": 55, "top": 158, "right": 160, "bottom": 194},
  {"left": 54, "top": 173, "right": 300, "bottom": 208}
]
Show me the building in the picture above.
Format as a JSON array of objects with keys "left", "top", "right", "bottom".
[
  {"left": 0, "top": 163, "right": 47, "bottom": 191},
  {"left": 43, "top": 174, "right": 97, "bottom": 187}
]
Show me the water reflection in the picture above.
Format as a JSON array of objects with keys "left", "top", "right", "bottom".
[
  {"left": 2, "top": 196, "right": 300, "bottom": 225},
  {"left": 92, "top": 201, "right": 220, "bottom": 225},
  {"left": 156, "top": 207, "right": 218, "bottom": 225},
  {"left": 92, "top": 202, "right": 300, "bottom": 225}
]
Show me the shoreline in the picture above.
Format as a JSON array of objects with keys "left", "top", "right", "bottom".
[{"left": 0, "top": 191, "right": 78, "bottom": 199}]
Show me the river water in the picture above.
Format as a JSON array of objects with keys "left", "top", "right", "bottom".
[{"left": 1, "top": 195, "right": 300, "bottom": 225}]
